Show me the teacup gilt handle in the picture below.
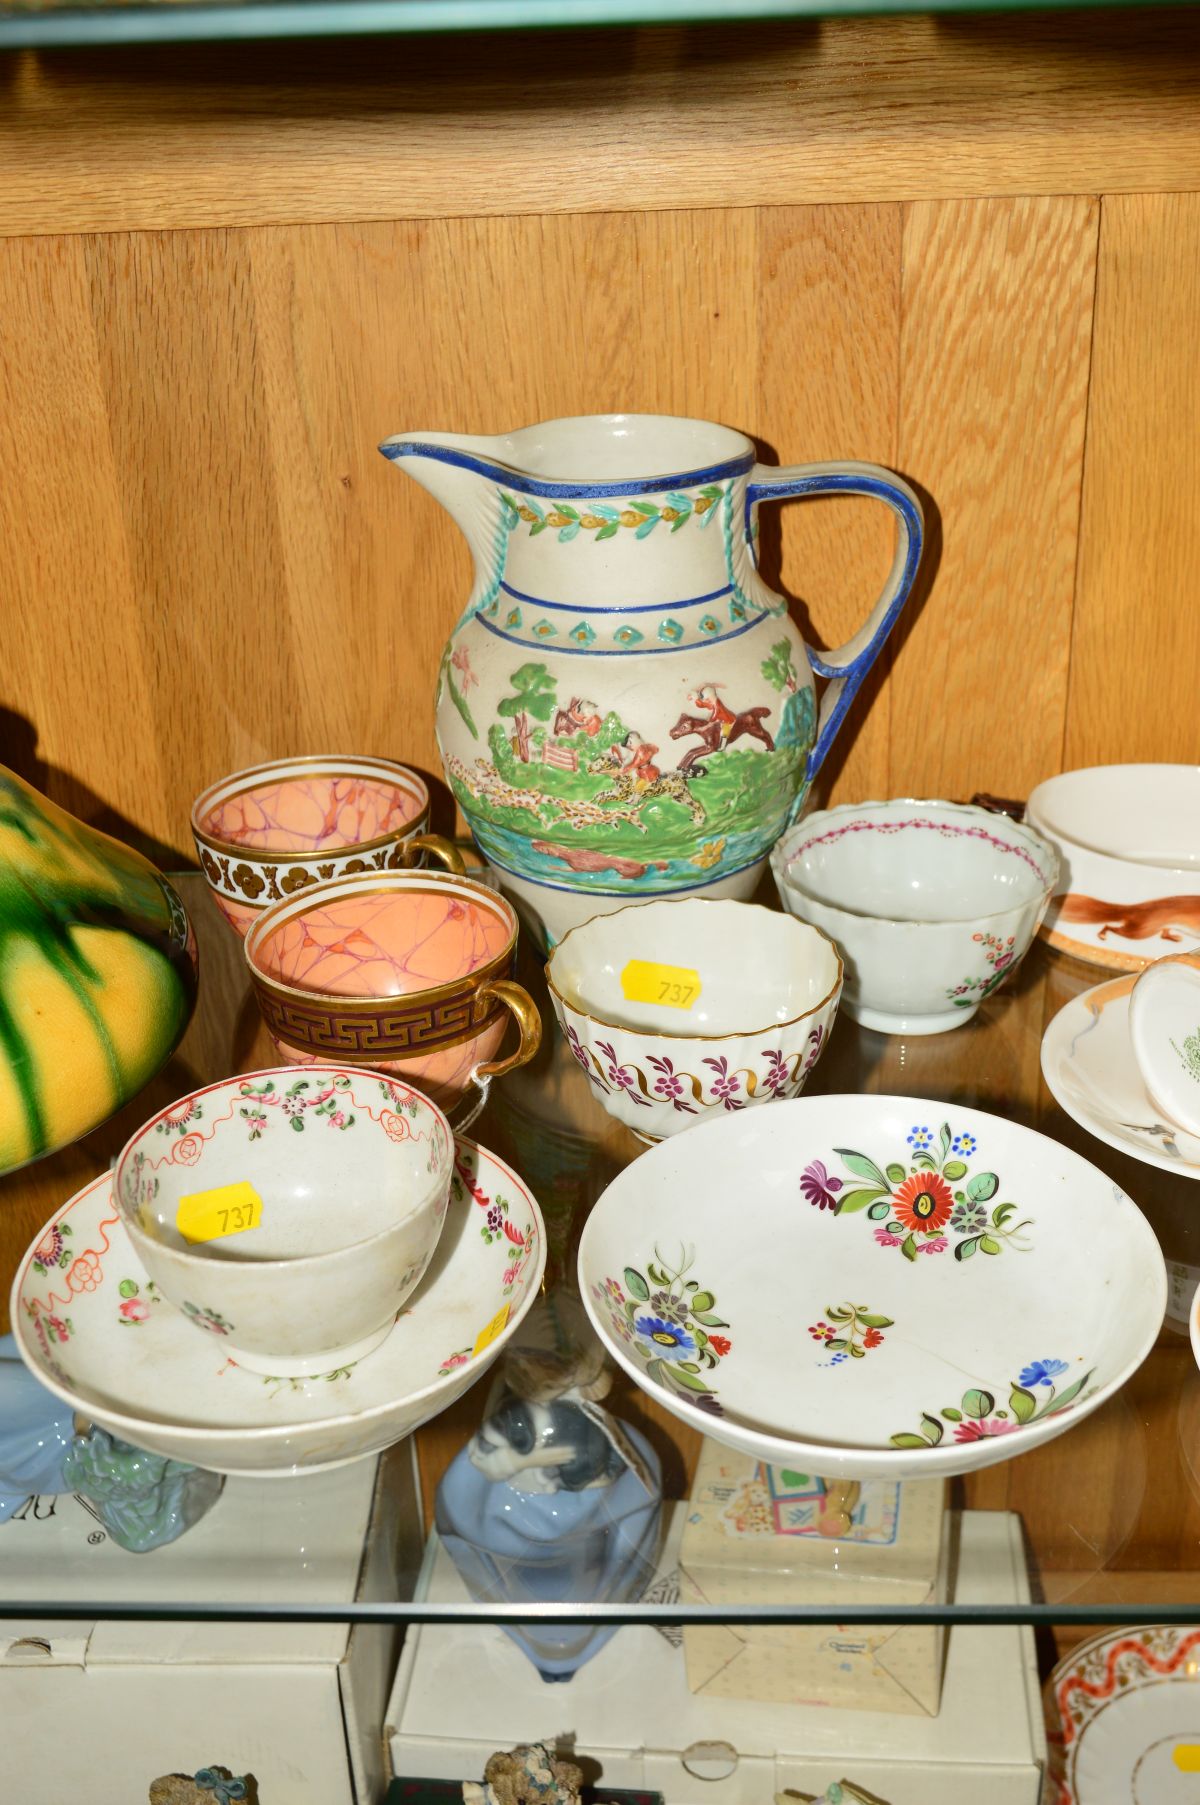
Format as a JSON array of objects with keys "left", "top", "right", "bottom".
[
  {"left": 746, "top": 461, "right": 924, "bottom": 791},
  {"left": 399, "top": 833, "right": 467, "bottom": 875},
  {"left": 473, "top": 979, "right": 543, "bottom": 1082}
]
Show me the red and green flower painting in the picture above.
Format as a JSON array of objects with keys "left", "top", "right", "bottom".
[
  {"left": 800, "top": 1120, "right": 1034, "bottom": 1265},
  {"left": 891, "top": 1360, "right": 1095, "bottom": 1449}
]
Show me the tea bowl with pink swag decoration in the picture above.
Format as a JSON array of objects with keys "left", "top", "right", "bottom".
[
  {"left": 546, "top": 898, "right": 842, "bottom": 1143},
  {"left": 113, "top": 1065, "right": 454, "bottom": 1377},
  {"left": 191, "top": 753, "right": 465, "bottom": 937},
  {"left": 772, "top": 800, "right": 1058, "bottom": 1036},
  {"left": 243, "top": 870, "right": 542, "bottom": 1112}
]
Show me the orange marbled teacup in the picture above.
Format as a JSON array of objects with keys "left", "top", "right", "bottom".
[
  {"left": 191, "top": 754, "right": 463, "bottom": 937},
  {"left": 243, "top": 870, "right": 541, "bottom": 1111}
]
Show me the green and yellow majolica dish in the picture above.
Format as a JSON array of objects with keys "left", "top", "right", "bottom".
[{"left": 0, "top": 766, "right": 197, "bottom": 1174}]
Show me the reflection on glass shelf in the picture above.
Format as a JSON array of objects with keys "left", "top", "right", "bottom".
[
  {"left": 0, "top": 0, "right": 1164, "bottom": 50},
  {"left": 1, "top": 871, "right": 1199, "bottom": 1628}
]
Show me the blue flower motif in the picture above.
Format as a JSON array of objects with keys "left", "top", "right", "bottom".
[
  {"left": 952, "top": 1133, "right": 978, "bottom": 1155},
  {"left": 195, "top": 1772, "right": 248, "bottom": 1804},
  {"left": 1018, "top": 1358, "right": 1070, "bottom": 1390},
  {"left": 634, "top": 1314, "right": 697, "bottom": 1362},
  {"left": 907, "top": 1125, "right": 932, "bottom": 1149}
]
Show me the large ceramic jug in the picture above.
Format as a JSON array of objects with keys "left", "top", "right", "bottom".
[
  {"left": 0, "top": 766, "right": 197, "bottom": 1174},
  {"left": 382, "top": 413, "right": 922, "bottom": 942}
]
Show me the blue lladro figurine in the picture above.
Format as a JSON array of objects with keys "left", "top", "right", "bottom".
[
  {"left": 0, "top": 1333, "right": 76, "bottom": 1520},
  {"left": 436, "top": 1334, "right": 663, "bottom": 1682},
  {"left": 1, "top": 1333, "right": 222, "bottom": 1551}
]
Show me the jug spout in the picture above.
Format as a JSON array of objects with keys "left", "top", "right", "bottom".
[{"left": 379, "top": 430, "right": 507, "bottom": 550}]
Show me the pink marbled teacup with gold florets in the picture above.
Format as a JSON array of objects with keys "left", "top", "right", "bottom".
[
  {"left": 243, "top": 870, "right": 541, "bottom": 1111},
  {"left": 191, "top": 754, "right": 464, "bottom": 937}
]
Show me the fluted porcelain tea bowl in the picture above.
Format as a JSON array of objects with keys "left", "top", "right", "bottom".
[
  {"left": 114, "top": 1067, "right": 453, "bottom": 1376},
  {"left": 546, "top": 898, "right": 841, "bottom": 1141},
  {"left": 771, "top": 800, "right": 1058, "bottom": 1035},
  {"left": 191, "top": 753, "right": 464, "bottom": 937}
]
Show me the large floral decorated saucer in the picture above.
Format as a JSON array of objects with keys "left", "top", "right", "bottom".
[
  {"left": 578, "top": 1095, "right": 1165, "bottom": 1478},
  {"left": 11, "top": 1141, "right": 544, "bottom": 1477},
  {"left": 1041, "top": 974, "right": 1200, "bottom": 1179}
]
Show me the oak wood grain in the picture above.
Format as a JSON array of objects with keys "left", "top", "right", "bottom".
[
  {"left": 892, "top": 194, "right": 1098, "bottom": 799},
  {"left": 755, "top": 203, "right": 902, "bottom": 806},
  {"left": 1065, "top": 192, "right": 1200, "bottom": 773},
  {"left": 4, "top": 14, "right": 1200, "bottom": 238},
  {"left": 0, "top": 208, "right": 768, "bottom": 852}
]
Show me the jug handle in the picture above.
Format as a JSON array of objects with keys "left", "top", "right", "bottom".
[{"left": 745, "top": 461, "right": 923, "bottom": 799}]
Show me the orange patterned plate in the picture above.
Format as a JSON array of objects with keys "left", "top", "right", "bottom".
[{"left": 1047, "top": 1625, "right": 1200, "bottom": 1803}]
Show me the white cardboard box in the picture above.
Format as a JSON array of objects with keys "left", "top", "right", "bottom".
[
  {"left": 386, "top": 1507, "right": 1045, "bottom": 1805},
  {"left": 681, "top": 1450, "right": 949, "bottom": 1715},
  {"left": 0, "top": 1443, "right": 423, "bottom": 1804}
]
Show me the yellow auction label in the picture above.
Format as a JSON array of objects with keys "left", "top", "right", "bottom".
[
  {"left": 621, "top": 959, "right": 702, "bottom": 1012},
  {"left": 1173, "top": 1745, "right": 1200, "bottom": 1772},
  {"left": 472, "top": 1302, "right": 511, "bottom": 1359},
  {"left": 177, "top": 1179, "right": 263, "bottom": 1245}
]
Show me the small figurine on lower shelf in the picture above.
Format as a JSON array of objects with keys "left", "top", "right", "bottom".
[
  {"left": 777, "top": 1784, "right": 892, "bottom": 1805},
  {"left": 436, "top": 1306, "right": 663, "bottom": 1683},
  {"left": 149, "top": 1767, "right": 251, "bottom": 1804},
  {"left": 464, "top": 1744, "right": 582, "bottom": 1805}
]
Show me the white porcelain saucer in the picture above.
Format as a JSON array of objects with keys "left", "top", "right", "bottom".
[
  {"left": 1041, "top": 975, "right": 1200, "bottom": 1178},
  {"left": 579, "top": 1095, "right": 1165, "bottom": 1479},
  {"left": 11, "top": 1138, "right": 545, "bottom": 1477},
  {"left": 1028, "top": 765, "right": 1200, "bottom": 973},
  {"left": 1048, "top": 1625, "right": 1200, "bottom": 1802}
]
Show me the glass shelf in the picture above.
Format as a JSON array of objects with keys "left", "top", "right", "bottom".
[
  {"left": 0, "top": 0, "right": 1178, "bottom": 50},
  {"left": 1, "top": 868, "right": 1198, "bottom": 1631}
]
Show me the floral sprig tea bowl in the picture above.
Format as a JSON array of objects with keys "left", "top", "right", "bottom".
[
  {"left": 12, "top": 1142, "right": 544, "bottom": 1475},
  {"left": 114, "top": 1067, "right": 454, "bottom": 1376},
  {"left": 772, "top": 799, "right": 1058, "bottom": 1035},
  {"left": 192, "top": 754, "right": 465, "bottom": 938},
  {"left": 546, "top": 898, "right": 841, "bottom": 1141},
  {"left": 578, "top": 1094, "right": 1165, "bottom": 1478}
]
